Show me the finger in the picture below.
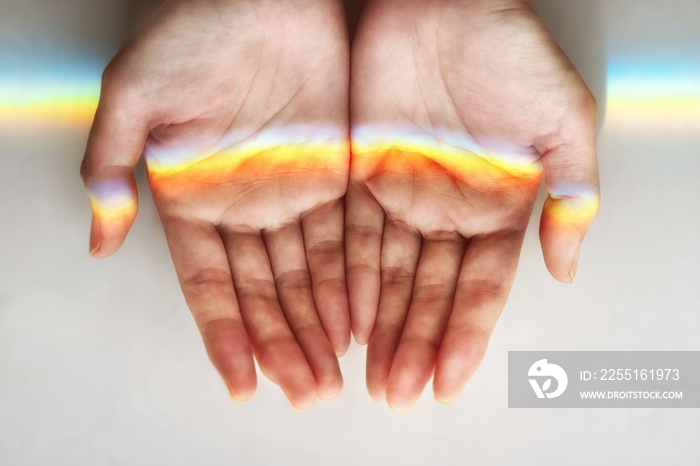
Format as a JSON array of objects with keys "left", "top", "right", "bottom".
[
  {"left": 366, "top": 219, "right": 421, "bottom": 402},
  {"left": 385, "top": 232, "right": 465, "bottom": 413},
  {"left": 537, "top": 94, "right": 600, "bottom": 282},
  {"left": 80, "top": 86, "right": 149, "bottom": 258},
  {"left": 433, "top": 230, "right": 525, "bottom": 403},
  {"left": 345, "top": 180, "right": 384, "bottom": 344},
  {"left": 221, "top": 229, "right": 317, "bottom": 409},
  {"left": 264, "top": 223, "right": 343, "bottom": 401},
  {"left": 301, "top": 200, "right": 351, "bottom": 357},
  {"left": 161, "top": 216, "right": 256, "bottom": 401}
]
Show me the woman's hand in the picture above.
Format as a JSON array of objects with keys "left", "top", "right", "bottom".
[
  {"left": 347, "top": 0, "right": 599, "bottom": 411},
  {"left": 81, "top": 0, "right": 351, "bottom": 409}
]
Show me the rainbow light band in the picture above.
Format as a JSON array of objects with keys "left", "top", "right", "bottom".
[
  {"left": 0, "top": 87, "right": 98, "bottom": 124},
  {"left": 0, "top": 54, "right": 102, "bottom": 125},
  {"left": 3, "top": 52, "right": 699, "bottom": 131},
  {"left": 606, "top": 59, "right": 700, "bottom": 128},
  {"left": 353, "top": 126, "right": 599, "bottom": 230},
  {"left": 87, "top": 180, "right": 137, "bottom": 226},
  {"left": 351, "top": 126, "right": 542, "bottom": 186},
  {"left": 145, "top": 127, "right": 350, "bottom": 195},
  {"left": 543, "top": 189, "right": 600, "bottom": 230}
]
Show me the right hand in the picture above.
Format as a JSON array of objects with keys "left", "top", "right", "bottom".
[{"left": 81, "top": 0, "right": 351, "bottom": 409}]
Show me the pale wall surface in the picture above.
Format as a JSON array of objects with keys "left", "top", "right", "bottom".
[{"left": 1, "top": 1, "right": 699, "bottom": 465}]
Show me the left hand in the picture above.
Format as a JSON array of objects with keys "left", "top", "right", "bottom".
[{"left": 346, "top": 0, "right": 599, "bottom": 411}]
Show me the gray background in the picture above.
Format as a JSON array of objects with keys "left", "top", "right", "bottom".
[{"left": 2, "top": 0, "right": 700, "bottom": 465}]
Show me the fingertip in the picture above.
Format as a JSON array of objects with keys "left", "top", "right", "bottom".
[
  {"left": 348, "top": 301, "right": 376, "bottom": 347},
  {"left": 318, "top": 376, "right": 343, "bottom": 401},
  {"left": 222, "top": 367, "right": 257, "bottom": 402},
  {"left": 288, "top": 391, "right": 317, "bottom": 411},
  {"left": 319, "top": 295, "right": 351, "bottom": 357},
  {"left": 334, "top": 322, "right": 352, "bottom": 358},
  {"left": 224, "top": 361, "right": 257, "bottom": 402},
  {"left": 313, "top": 354, "right": 344, "bottom": 401},
  {"left": 434, "top": 392, "right": 458, "bottom": 404},
  {"left": 228, "top": 381, "right": 257, "bottom": 403},
  {"left": 433, "top": 378, "right": 465, "bottom": 406},
  {"left": 367, "top": 384, "right": 386, "bottom": 403},
  {"left": 89, "top": 244, "right": 101, "bottom": 257},
  {"left": 333, "top": 337, "right": 351, "bottom": 357},
  {"left": 539, "top": 190, "right": 598, "bottom": 282},
  {"left": 366, "top": 328, "right": 402, "bottom": 406},
  {"left": 349, "top": 297, "right": 376, "bottom": 346},
  {"left": 257, "top": 340, "right": 319, "bottom": 412},
  {"left": 89, "top": 228, "right": 126, "bottom": 258},
  {"left": 86, "top": 178, "right": 138, "bottom": 258},
  {"left": 434, "top": 332, "right": 489, "bottom": 404},
  {"left": 202, "top": 319, "right": 257, "bottom": 403},
  {"left": 366, "top": 367, "right": 387, "bottom": 403},
  {"left": 540, "top": 230, "right": 581, "bottom": 284},
  {"left": 315, "top": 314, "right": 350, "bottom": 358},
  {"left": 547, "top": 264, "right": 575, "bottom": 284},
  {"left": 433, "top": 375, "right": 462, "bottom": 404},
  {"left": 386, "top": 394, "right": 415, "bottom": 413},
  {"left": 88, "top": 228, "right": 132, "bottom": 258},
  {"left": 352, "top": 326, "right": 371, "bottom": 346}
]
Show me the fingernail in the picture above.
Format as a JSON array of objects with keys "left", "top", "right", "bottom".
[
  {"left": 318, "top": 382, "right": 343, "bottom": 402},
  {"left": 389, "top": 403, "right": 413, "bottom": 414},
  {"left": 568, "top": 244, "right": 581, "bottom": 282},
  {"left": 228, "top": 391, "right": 245, "bottom": 403},
  {"left": 435, "top": 392, "right": 459, "bottom": 404},
  {"left": 287, "top": 391, "right": 316, "bottom": 411},
  {"left": 387, "top": 398, "right": 415, "bottom": 413},
  {"left": 89, "top": 237, "right": 100, "bottom": 256},
  {"left": 228, "top": 389, "right": 252, "bottom": 403},
  {"left": 89, "top": 214, "right": 100, "bottom": 256}
]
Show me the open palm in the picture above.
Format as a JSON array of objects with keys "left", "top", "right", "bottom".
[
  {"left": 347, "top": 0, "right": 599, "bottom": 411},
  {"left": 81, "top": 0, "right": 350, "bottom": 409}
]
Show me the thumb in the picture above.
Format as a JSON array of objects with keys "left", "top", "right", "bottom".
[
  {"left": 80, "top": 92, "right": 149, "bottom": 258},
  {"left": 538, "top": 96, "right": 600, "bottom": 283}
]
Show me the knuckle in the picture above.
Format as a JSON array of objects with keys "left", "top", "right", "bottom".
[
  {"left": 292, "top": 323, "right": 326, "bottom": 341},
  {"left": 100, "top": 59, "right": 143, "bottom": 107},
  {"left": 182, "top": 268, "right": 233, "bottom": 290},
  {"left": 234, "top": 278, "right": 278, "bottom": 302},
  {"left": 410, "top": 283, "right": 455, "bottom": 304},
  {"left": 306, "top": 240, "right": 343, "bottom": 262},
  {"left": 579, "top": 91, "right": 598, "bottom": 119},
  {"left": 381, "top": 266, "right": 416, "bottom": 287},
  {"left": 275, "top": 269, "right": 312, "bottom": 293},
  {"left": 457, "top": 278, "right": 509, "bottom": 304},
  {"left": 570, "top": 88, "right": 598, "bottom": 122},
  {"left": 313, "top": 276, "right": 345, "bottom": 292},
  {"left": 345, "top": 224, "right": 383, "bottom": 241},
  {"left": 403, "top": 335, "right": 439, "bottom": 353}
]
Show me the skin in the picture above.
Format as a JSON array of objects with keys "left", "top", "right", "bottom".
[
  {"left": 81, "top": 0, "right": 351, "bottom": 409},
  {"left": 347, "top": 0, "right": 599, "bottom": 412},
  {"left": 82, "top": 0, "right": 598, "bottom": 412}
]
